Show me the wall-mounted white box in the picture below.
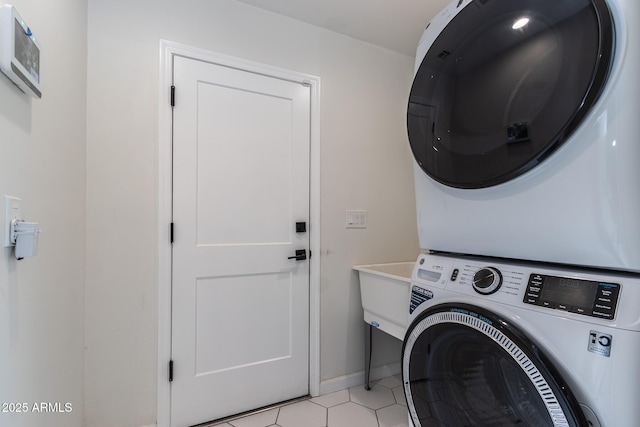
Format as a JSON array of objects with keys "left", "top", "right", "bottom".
[
  {"left": 0, "top": 5, "right": 42, "bottom": 98},
  {"left": 346, "top": 209, "right": 367, "bottom": 229},
  {"left": 12, "top": 220, "right": 40, "bottom": 258}
]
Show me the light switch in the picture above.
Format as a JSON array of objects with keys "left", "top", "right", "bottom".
[
  {"left": 346, "top": 210, "right": 367, "bottom": 229},
  {"left": 4, "top": 196, "right": 21, "bottom": 247}
]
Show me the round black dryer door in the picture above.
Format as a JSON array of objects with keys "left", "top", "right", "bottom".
[
  {"left": 407, "top": 0, "right": 614, "bottom": 188},
  {"left": 402, "top": 304, "right": 589, "bottom": 427}
]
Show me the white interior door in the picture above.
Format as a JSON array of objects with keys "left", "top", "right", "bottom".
[{"left": 171, "top": 55, "right": 311, "bottom": 427}]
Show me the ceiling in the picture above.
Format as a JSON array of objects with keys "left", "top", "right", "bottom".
[{"left": 235, "top": 0, "right": 451, "bottom": 56}]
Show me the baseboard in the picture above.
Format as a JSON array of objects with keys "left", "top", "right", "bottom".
[{"left": 318, "top": 362, "right": 401, "bottom": 396}]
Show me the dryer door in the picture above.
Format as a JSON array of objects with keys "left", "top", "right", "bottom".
[
  {"left": 407, "top": 0, "right": 614, "bottom": 189},
  {"left": 402, "top": 303, "right": 588, "bottom": 427}
]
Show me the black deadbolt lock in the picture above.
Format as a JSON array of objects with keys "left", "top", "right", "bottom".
[{"left": 296, "top": 222, "right": 307, "bottom": 233}]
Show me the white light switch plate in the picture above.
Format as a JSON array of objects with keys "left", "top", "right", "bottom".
[
  {"left": 346, "top": 209, "right": 367, "bottom": 229},
  {"left": 4, "top": 196, "right": 21, "bottom": 247}
]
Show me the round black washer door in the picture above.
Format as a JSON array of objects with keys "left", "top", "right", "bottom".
[
  {"left": 402, "top": 303, "right": 589, "bottom": 427},
  {"left": 407, "top": 0, "right": 614, "bottom": 188}
]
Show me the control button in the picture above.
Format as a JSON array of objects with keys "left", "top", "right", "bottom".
[
  {"left": 596, "top": 286, "right": 620, "bottom": 303},
  {"left": 592, "top": 310, "right": 614, "bottom": 319},
  {"left": 472, "top": 267, "right": 503, "bottom": 295},
  {"left": 524, "top": 274, "right": 544, "bottom": 305},
  {"left": 529, "top": 274, "right": 544, "bottom": 286},
  {"left": 573, "top": 307, "right": 587, "bottom": 315},
  {"left": 450, "top": 268, "right": 459, "bottom": 281}
]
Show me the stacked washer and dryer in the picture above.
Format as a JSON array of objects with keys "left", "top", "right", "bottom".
[{"left": 402, "top": 0, "right": 640, "bottom": 426}]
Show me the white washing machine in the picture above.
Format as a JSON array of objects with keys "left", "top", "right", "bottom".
[
  {"left": 407, "top": 0, "right": 640, "bottom": 272},
  {"left": 402, "top": 252, "right": 640, "bottom": 427}
]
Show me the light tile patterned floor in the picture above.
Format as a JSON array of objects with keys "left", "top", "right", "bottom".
[{"left": 208, "top": 376, "right": 408, "bottom": 427}]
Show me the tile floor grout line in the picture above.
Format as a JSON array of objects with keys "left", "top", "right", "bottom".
[
  {"left": 324, "top": 400, "right": 328, "bottom": 427},
  {"left": 214, "top": 395, "right": 304, "bottom": 427},
  {"left": 273, "top": 406, "right": 281, "bottom": 427},
  {"left": 207, "top": 375, "right": 408, "bottom": 427}
]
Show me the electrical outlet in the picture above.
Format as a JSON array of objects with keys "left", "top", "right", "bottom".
[{"left": 4, "top": 196, "right": 21, "bottom": 247}]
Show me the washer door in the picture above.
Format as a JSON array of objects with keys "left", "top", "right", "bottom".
[
  {"left": 407, "top": 0, "right": 614, "bottom": 188},
  {"left": 402, "top": 304, "right": 589, "bottom": 427}
]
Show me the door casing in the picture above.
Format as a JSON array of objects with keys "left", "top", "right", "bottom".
[{"left": 156, "top": 39, "right": 321, "bottom": 427}]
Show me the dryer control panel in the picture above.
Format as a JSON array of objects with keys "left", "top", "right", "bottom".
[{"left": 524, "top": 274, "right": 620, "bottom": 320}]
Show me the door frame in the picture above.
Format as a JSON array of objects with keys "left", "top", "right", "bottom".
[{"left": 156, "top": 40, "right": 321, "bottom": 427}]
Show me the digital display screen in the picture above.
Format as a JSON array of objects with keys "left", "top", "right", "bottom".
[
  {"left": 525, "top": 273, "right": 620, "bottom": 319},
  {"left": 14, "top": 18, "right": 39, "bottom": 83},
  {"left": 539, "top": 277, "right": 598, "bottom": 309}
]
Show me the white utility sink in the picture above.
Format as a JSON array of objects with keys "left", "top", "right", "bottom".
[
  {"left": 354, "top": 261, "right": 415, "bottom": 389},
  {"left": 353, "top": 261, "right": 414, "bottom": 340}
]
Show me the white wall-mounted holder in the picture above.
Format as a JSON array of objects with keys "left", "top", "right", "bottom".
[{"left": 9, "top": 219, "right": 41, "bottom": 260}]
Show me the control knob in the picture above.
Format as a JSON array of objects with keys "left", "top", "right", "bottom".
[{"left": 472, "top": 267, "right": 503, "bottom": 295}]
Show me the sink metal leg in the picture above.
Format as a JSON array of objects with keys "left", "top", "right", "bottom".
[{"left": 365, "top": 322, "right": 372, "bottom": 390}]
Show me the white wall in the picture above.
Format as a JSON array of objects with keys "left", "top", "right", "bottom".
[
  {"left": 86, "top": 0, "right": 419, "bottom": 425},
  {"left": 0, "top": 0, "right": 87, "bottom": 426}
]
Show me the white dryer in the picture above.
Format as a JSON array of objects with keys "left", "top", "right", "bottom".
[
  {"left": 402, "top": 252, "right": 640, "bottom": 427},
  {"left": 408, "top": 0, "right": 640, "bottom": 271}
]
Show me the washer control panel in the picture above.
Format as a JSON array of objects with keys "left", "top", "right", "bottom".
[
  {"left": 412, "top": 253, "right": 628, "bottom": 321},
  {"left": 524, "top": 273, "right": 620, "bottom": 320}
]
